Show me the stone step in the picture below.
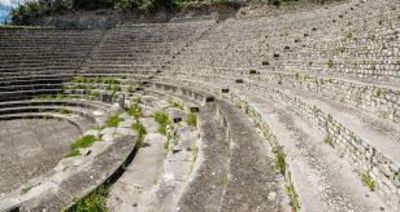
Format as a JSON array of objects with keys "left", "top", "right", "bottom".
[
  {"left": 249, "top": 94, "right": 388, "bottom": 211},
  {"left": 107, "top": 118, "right": 166, "bottom": 212}
]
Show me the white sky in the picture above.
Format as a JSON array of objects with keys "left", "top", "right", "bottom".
[{"left": 0, "top": 0, "right": 31, "bottom": 6}]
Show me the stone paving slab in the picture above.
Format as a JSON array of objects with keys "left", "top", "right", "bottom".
[{"left": 0, "top": 119, "right": 80, "bottom": 194}]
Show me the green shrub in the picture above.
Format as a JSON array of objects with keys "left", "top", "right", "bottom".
[
  {"left": 154, "top": 112, "right": 170, "bottom": 135},
  {"left": 104, "top": 114, "right": 122, "bottom": 128},
  {"left": 186, "top": 112, "right": 197, "bottom": 127}
]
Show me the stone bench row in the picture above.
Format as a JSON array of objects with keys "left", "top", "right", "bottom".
[
  {"left": 173, "top": 72, "right": 400, "bottom": 208},
  {"left": 140, "top": 81, "right": 288, "bottom": 211},
  {"left": 152, "top": 72, "right": 400, "bottom": 210},
  {"left": 0, "top": 109, "right": 137, "bottom": 211},
  {"left": 163, "top": 68, "right": 400, "bottom": 123}
]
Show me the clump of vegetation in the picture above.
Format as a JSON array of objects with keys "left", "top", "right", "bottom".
[
  {"left": 104, "top": 114, "right": 122, "bottom": 128},
  {"left": 267, "top": 0, "right": 301, "bottom": 7},
  {"left": 325, "top": 59, "right": 334, "bottom": 68},
  {"left": 103, "top": 78, "right": 120, "bottom": 85},
  {"left": 273, "top": 146, "right": 286, "bottom": 175},
  {"left": 68, "top": 185, "right": 109, "bottom": 212},
  {"left": 11, "top": 0, "right": 225, "bottom": 24},
  {"left": 128, "top": 103, "right": 142, "bottom": 119},
  {"left": 64, "top": 149, "right": 81, "bottom": 158},
  {"left": 64, "top": 135, "right": 97, "bottom": 158},
  {"left": 323, "top": 135, "right": 334, "bottom": 148},
  {"left": 373, "top": 88, "right": 382, "bottom": 98},
  {"left": 132, "top": 121, "right": 147, "bottom": 145},
  {"left": 361, "top": 170, "right": 375, "bottom": 191},
  {"left": 168, "top": 99, "right": 184, "bottom": 110},
  {"left": 186, "top": 112, "right": 197, "bottom": 127},
  {"left": 164, "top": 135, "right": 170, "bottom": 150},
  {"left": 285, "top": 175, "right": 301, "bottom": 211},
  {"left": 21, "top": 185, "right": 34, "bottom": 195},
  {"left": 71, "top": 76, "right": 89, "bottom": 84},
  {"left": 71, "top": 135, "right": 98, "bottom": 150},
  {"left": 153, "top": 111, "right": 170, "bottom": 135}
]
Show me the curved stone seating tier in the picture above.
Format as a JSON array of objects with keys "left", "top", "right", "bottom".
[
  {"left": 0, "top": 99, "right": 110, "bottom": 111},
  {"left": 0, "top": 112, "right": 93, "bottom": 134},
  {"left": 0, "top": 78, "right": 65, "bottom": 87},
  {"left": 0, "top": 89, "right": 64, "bottom": 102},
  {"left": 0, "top": 109, "right": 138, "bottom": 211},
  {"left": 0, "top": 99, "right": 113, "bottom": 136},
  {"left": 105, "top": 92, "right": 204, "bottom": 211},
  {"left": 0, "top": 105, "right": 103, "bottom": 124},
  {"left": 136, "top": 82, "right": 288, "bottom": 211},
  {"left": 0, "top": 84, "right": 63, "bottom": 93},
  {"left": 163, "top": 67, "right": 400, "bottom": 123},
  {"left": 152, "top": 74, "right": 399, "bottom": 210},
  {"left": 0, "top": 28, "right": 104, "bottom": 103},
  {"left": 1, "top": 0, "right": 400, "bottom": 211}
]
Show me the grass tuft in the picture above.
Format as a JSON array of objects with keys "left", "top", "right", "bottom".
[
  {"left": 68, "top": 185, "right": 109, "bottom": 212},
  {"left": 285, "top": 180, "right": 301, "bottom": 211},
  {"left": 64, "top": 149, "right": 81, "bottom": 158},
  {"left": 21, "top": 185, "right": 34, "bottom": 195},
  {"left": 186, "top": 112, "right": 197, "bottom": 127},
  {"left": 71, "top": 135, "right": 98, "bottom": 151},
  {"left": 153, "top": 111, "right": 170, "bottom": 135},
  {"left": 361, "top": 170, "right": 375, "bottom": 191},
  {"left": 128, "top": 104, "right": 142, "bottom": 119},
  {"left": 323, "top": 135, "right": 334, "bottom": 148},
  {"left": 274, "top": 146, "right": 286, "bottom": 175},
  {"left": 132, "top": 121, "right": 147, "bottom": 146},
  {"left": 325, "top": 59, "right": 334, "bottom": 68},
  {"left": 104, "top": 114, "right": 122, "bottom": 128}
]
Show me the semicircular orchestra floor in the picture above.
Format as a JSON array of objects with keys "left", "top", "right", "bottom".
[{"left": 0, "top": 118, "right": 81, "bottom": 194}]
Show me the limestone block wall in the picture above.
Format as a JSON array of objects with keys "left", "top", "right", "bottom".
[
  {"left": 252, "top": 72, "right": 400, "bottom": 123},
  {"left": 250, "top": 84, "right": 400, "bottom": 210}
]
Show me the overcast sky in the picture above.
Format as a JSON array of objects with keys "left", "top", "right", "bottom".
[{"left": 0, "top": 0, "right": 31, "bottom": 6}]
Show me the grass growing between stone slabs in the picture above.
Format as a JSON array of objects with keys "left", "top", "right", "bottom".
[
  {"left": 104, "top": 114, "right": 122, "bottom": 128},
  {"left": 128, "top": 103, "right": 142, "bottom": 119},
  {"left": 21, "top": 185, "right": 34, "bottom": 195},
  {"left": 132, "top": 121, "right": 147, "bottom": 146},
  {"left": 64, "top": 135, "right": 98, "bottom": 158},
  {"left": 361, "top": 170, "right": 375, "bottom": 191},
  {"left": 272, "top": 144, "right": 300, "bottom": 211},
  {"left": 67, "top": 185, "right": 109, "bottom": 212},
  {"left": 285, "top": 172, "right": 301, "bottom": 212},
  {"left": 323, "top": 135, "right": 334, "bottom": 148},
  {"left": 64, "top": 149, "right": 81, "bottom": 158},
  {"left": 186, "top": 112, "right": 197, "bottom": 127},
  {"left": 153, "top": 111, "right": 171, "bottom": 135},
  {"left": 274, "top": 146, "right": 286, "bottom": 175},
  {"left": 167, "top": 99, "right": 184, "bottom": 110}
]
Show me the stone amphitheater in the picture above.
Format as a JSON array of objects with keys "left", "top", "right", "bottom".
[{"left": 0, "top": 0, "right": 400, "bottom": 211}]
